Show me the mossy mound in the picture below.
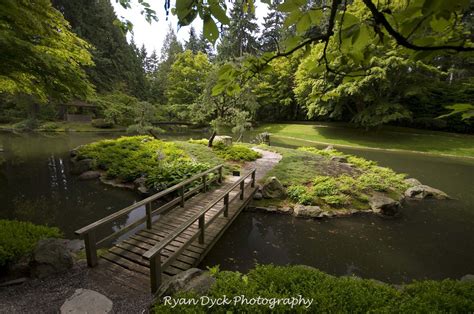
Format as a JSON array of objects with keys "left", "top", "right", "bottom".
[{"left": 256, "top": 145, "right": 409, "bottom": 212}]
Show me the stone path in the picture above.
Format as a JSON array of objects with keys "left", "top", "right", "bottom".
[{"left": 242, "top": 148, "right": 282, "bottom": 182}]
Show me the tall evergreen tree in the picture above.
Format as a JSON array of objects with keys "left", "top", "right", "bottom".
[
  {"left": 51, "top": 0, "right": 146, "bottom": 98},
  {"left": 148, "top": 25, "right": 183, "bottom": 104},
  {"left": 217, "top": 0, "right": 260, "bottom": 60},
  {"left": 185, "top": 27, "right": 200, "bottom": 54},
  {"left": 260, "top": 0, "right": 285, "bottom": 52}
]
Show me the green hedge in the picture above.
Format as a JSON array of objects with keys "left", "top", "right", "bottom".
[
  {"left": 153, "top": 265, "right": 474, "bottom": 313},
  {"left": 188, "top": 139, "right": 262, "bottom": 162},
  {"left": 0, "top": 220, "right": 62, "bottom": 266}
]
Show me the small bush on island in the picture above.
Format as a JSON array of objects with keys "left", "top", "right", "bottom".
[
  {"left": 153, "top": 265, "right": 474, "bottom": 313},
  {"left": 188, "top": 139, "right": 262, "bottom": 162},
  {"left": 0, "top": 220, "right": 62, "bottom": 266}
]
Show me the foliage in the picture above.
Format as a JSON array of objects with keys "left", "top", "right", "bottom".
[
  {"left": 188, "top": 140, "right": 262, "bottom": 162},
  {"left": 217, "top": 0, "right": 260, "bottom": 60},
  {"left": 287, "top": 185, "right": 313, "bottom": 205},
  {"left": 38, "top": 122, "right": 60, "bottom": 132},
  {"left": 0, "top": 0, "right": 94, "bottom": 102},
  {"left": 76, "top": 136, "right": 212, "bottom": 191},
  {"left": 153, "top": 265, "right": 474, "bottom": 313},
  {"left": 213, "top": 142, "right": 262, "bottom": 162},
  {"left": 166, "top": 51, "right": 212, "bottom": 119},
  {"left": 52, "top": 0, "right": 146, "bottom": 97},
  {"left": 294, "top": 48, "right": 443, "bottom": 127},
  {"left": 0, "top": 220, "right": 62, "bottom": 266}
]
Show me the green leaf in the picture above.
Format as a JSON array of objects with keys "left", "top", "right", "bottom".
[
  {"left": 284, "top": 10, "right": 301, "bottom": 27},
  {"left": 209, "top": 2, "right": 230, "bottom": 25},
  {"left": 308, "top": 10, "right": 323, "bottom": 24},
  {"left": 296, "top": 13, "right": 312, "bottom": 34},
  {"left": 203, "top": 16, "right": 219, "bottom": 43},
  {"left": 278, "top": 0, "right": 304, "bottom": 13}
]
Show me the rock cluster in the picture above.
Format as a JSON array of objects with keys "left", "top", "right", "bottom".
[
  {"left": 261, "top": 177, "right": 286, "bottom": 199},
  {"left": 29, "top": 239, "right": 74, "bottom": 279},
  {"left": 60, "top": 289, "right": 113, "bottom": 314}
]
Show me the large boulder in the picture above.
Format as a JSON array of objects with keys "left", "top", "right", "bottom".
[
  {"left": 60, "top": 289, "right": 113, "bottom": 314},
  {"left": 78, "top": 170, "right": 101, "bottom": 180},
  {"left": 157, "top": 268, "right": 215, "bottom": 297},
  {"left": 70, "top": 158, "right": 94, "bottom": 175},
  {"left": 404, "top": 185, "right": 449, "bottom": 200},
  {"left": 134, "top": 176, "right": 149, "bottom": 195},
  {"left": 404, "top": 178, "right": 422, "bottom": 187},
  {"left": 369, "top": 193, "right": 400, "bottom": 216},
  {"left": 29, "top": 238, "right": 74, "bottom": 279},
  {"left": 261, "top": 177, "right": 286, "bottom": 199},
  {"left": 214, "top": 136, "right": 233, "bottom": 146},
  {"left": 293, "top": 204, "right": 322, "bottom": 218}
]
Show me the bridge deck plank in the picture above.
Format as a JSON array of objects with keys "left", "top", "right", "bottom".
[{"left": 98, "top": 176, "right": 256, "bottom": 292}]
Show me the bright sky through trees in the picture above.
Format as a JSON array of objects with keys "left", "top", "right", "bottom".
[{"left": 111, "top": 0, "right": 269, "bottom": 56}]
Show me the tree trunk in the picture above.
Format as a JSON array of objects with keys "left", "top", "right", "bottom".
[{"left": 208, "top": 130, "right": 216, "bottom": 147}]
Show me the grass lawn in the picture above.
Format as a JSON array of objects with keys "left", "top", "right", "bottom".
[{"left": 255, "top": 122, "right": 474, "bottom": 158}]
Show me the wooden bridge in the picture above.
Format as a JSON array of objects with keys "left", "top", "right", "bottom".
[{"left": 75, "top": 165, "right": 257, "bottom": 293}]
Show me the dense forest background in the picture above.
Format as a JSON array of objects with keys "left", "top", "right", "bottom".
[{"left": 0, "top": 0, "right": 473, "bottom": 134}]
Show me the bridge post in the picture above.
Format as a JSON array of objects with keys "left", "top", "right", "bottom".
[
  {"left": 218, "top": 166, "right": 223, "bottom": 184},
  {"left": 240, "top": 181, "right": 245, "bottom": 200},
  {"left": 180, "top": 186, "right": 185, "bottom": 207},
  {"left": 202, "top": 175, "right": 207, "bottom": 192},
  {"left": 150, "top": 253, "right": 162, "bottom": 293},
  {"left": 83, "top": 231, "right": 98, "bottom": 267},
  {"left": 199, "top": 215, "right": 205, "bottom": 244},
  {"left": 223, "top": 194, "right": 229, "bottom": 217},
  {"left": 251, "top": 170, "right": 256, "bottom": 187},
  {"left": 146, "top": 202, "right": 153, "bottom": 229}
]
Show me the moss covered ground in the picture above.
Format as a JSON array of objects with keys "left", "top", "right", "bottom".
[{"left": 254, "top": 145, "right": 409, "bottom": 212}]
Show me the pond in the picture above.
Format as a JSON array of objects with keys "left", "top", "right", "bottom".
[
  {"left": 1, "top": 131, "right": 473, "bottom": 283},
  {"left": 200, "top": 136, "right": 474, "bottom": 283}
]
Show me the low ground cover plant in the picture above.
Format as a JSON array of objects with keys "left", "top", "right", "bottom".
[
  {"left": 0, "top": 220, "right": 62, "bottom": 266},
  {"left": 153, "top": 265, "right": 474, "bottom": 313}
]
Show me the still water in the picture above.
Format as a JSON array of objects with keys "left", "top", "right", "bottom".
[
  {"left": 0, "top": 132, "right": 473, "bottom": 283},
  {"left": 200, "top": 136, "right": 474, "bottom": 283}
]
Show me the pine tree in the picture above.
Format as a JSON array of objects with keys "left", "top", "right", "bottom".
[
  {"left": 197, "top": 32, "right": 213, "bottom": 57},
  {"left": 217, "top": 0, "right": 260, "bottom": 60},
  {"left": 260, "top": 0, "right": 285, "bottom": 52},
  {"left": 185, "top": 27, "right": 200, "bottom": 54},
  {"left": 147, "top": 50, "right": 159, "bottom": 73},
  {"left": 51, "top": 0, "right": 147, "bottom": 98}
]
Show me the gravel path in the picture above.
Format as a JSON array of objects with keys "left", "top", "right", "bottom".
[{"left": 0, "top": 260, "right": 152, "bottom": 314}]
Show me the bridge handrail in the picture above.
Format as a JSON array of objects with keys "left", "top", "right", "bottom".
[
  {"left": 142, "top": 168, "right": 256, "bottom": 292},
  {"left": 74, "top": 164, "right": 224, "bottom": 268}
]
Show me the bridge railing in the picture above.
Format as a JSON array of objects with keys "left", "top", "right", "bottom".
[
  {"left": 142, "top": 168, "right": 256, "bottom": 293},
  {"left": 75, "top": 164, "right": 224, "bottom": 268}
]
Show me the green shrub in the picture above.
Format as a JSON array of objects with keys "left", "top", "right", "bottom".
[
  {"left": 321, "top": 194, "right": 350, "bottom": 206},
  {"left": 213, "top": 142, "right": 262, "bottom": 162},
  {"left": 38, "top": 121, "right": 59, "bottom": 131},
  {"left": 187, "top": 140, "right": 261, "bottom": 162},
  {"left": 188, "top": 138, "right": 208, "bottom": 145},
  {"left": 0, "top": 220, "right": 62, "bottom": 266},
  {"left": 312, "top": 176, "right": 339, "bottom": 196},
  {"left": 287, "top": 185, "right": 314, "bottom": 205},
  {"left": 77, "top": 136, "right": 212, "bottom": 190},
  {"left": 153, "top": 265, "right": 474, "bottom": 313},
  {"left": 297, "top": 146, "right": 344, "bottom": 157}
]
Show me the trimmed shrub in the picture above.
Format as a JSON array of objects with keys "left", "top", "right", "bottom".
[
  {"left": 91, "top": 118, "right": 113, "bottom": 129},
  {"left": 0, "top": 220, "right": 62, "bottom": 266}
]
